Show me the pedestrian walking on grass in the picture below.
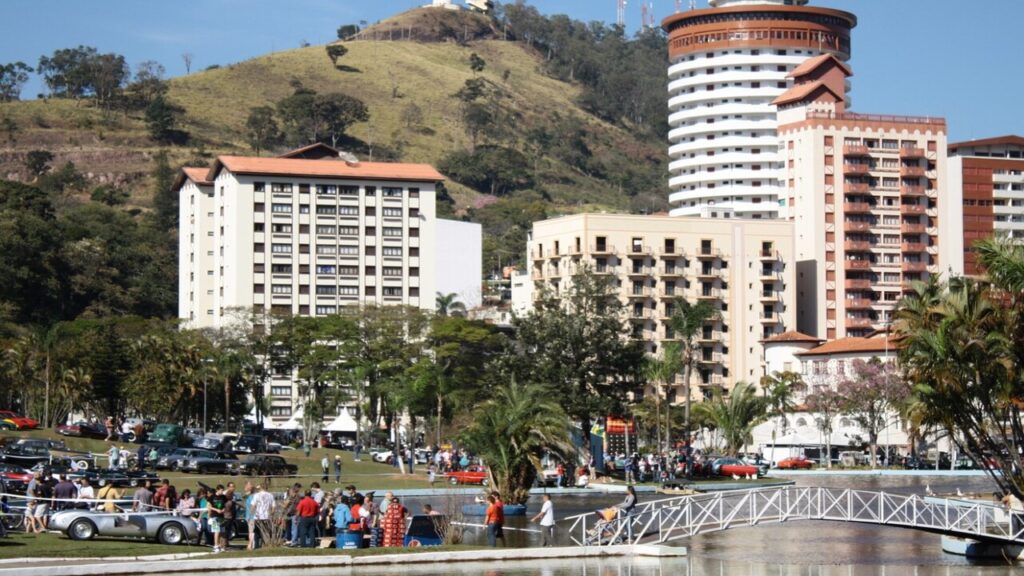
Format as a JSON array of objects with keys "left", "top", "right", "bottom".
[
  {"left": 334, "top": 455, "right": 342, "bottom": 484},
  {"left": 530, "top": 493, "right": 556, "bottom": 547},
  {"left": 321, "top": 455, "right": 329, "bottom": 483}
]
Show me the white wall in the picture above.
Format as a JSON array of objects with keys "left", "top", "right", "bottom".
[{"left": 435, "top": 219, "right": 482, "bottom": 309}]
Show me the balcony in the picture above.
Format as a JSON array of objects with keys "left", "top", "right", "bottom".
[
  {"left": 759, "top": 268, "right": 780, "bottom": 281},
  {"left": 531, "top": 249, "right": 545, "bottom": 261},
  {"left": 591, "top": 244, "right": 615, "bottom": 255},
  {"left": 844, "top": 240, "right": 873, "bottom": 252},
  {"left": 846, "top": 317, "right": 876, "bottom": 329},
  {"left": 900, "top": 185, "right": 926, "bottom": 197},
  {"left": 901, "top": 242, "right": 927, "bottom": 253},
  {"left": 697, "top": 288, "right": 723, "bottom": 300},
  {"left": 627, "top": 244, "right": 653, "bottom": 257},
  {"left": 698, "top": 332, "right": 723, "bottom": 344},
  {"left": 899, "top": 203, "right": 927, "bottom": 215},
  {"left": 593, "top": 266, "right": 616, "bottom": 275},
  {"left": 658, "top": 247, "right": 685, "bottom": 258},
  {"left": 569, "top": 245, "right": 583, "bottom": 257},
  {"left": 901, "top": 261, "right": 928, "bottom": 273},
  {"left": 844, "top": 182, "right": 871, "bottom": 194},
  {"left": 845, "top": 298, "right": 874, "bottom": 310},
  {"left": 899, "top": 147, "right": 926, "bottom": 159},
  {"left": 629, "top": 310, "right": 654, "bottom": 322},
  {"left": 844, "top": 221, "right": 873, "bottom": 233},
  {"left": 659, "top": 266, "right": 684, "bottom": 277},
  {"left": 547, "top": 250, "right": 563, "bottom": 260},
  {"left": 759, "top": 291, "right": 781, "bottom": 302},
  {"left": 845, "top": 259, "right": 873, "bottom": 271},
  {"left": 696, "top": 268, "right": 721, "bottom": 280},
  {"left": 844, "top": 202, "right": 874, "bottom": 214},
  {"left": 759, "top": 311, "right": 780, "bottom": 323},
  {"left": 627, "top": 266, "right": 654, "bottom": 277},
  {"left": 627, "top": 288, "right": 653, "bottom": 299},
  {"left": 843, "top": 163, "right": 871, "bottom": 175},
  {"left": 901, "top": 223, "right": 927, "bottom": 234},
  {"left": 759, "top": 249, "right": 779, "bottom": 260},
  {"left": 696, "top": 247, "right": 722, "bottom": 259},
  {"left": 699, "top": 353, "right": 723, "bottom": 365},
  {"left": 900, "top": 166, "right": 926, "bottom": 177},
  {"left": 845, "top": 279, "right": 873, "bottom": 290},
  {"left": 659, "top": 290, "right": 681, "bottom": 300},
  {"left": 844, "top": 144, "right": 870, "bottom": 156}
]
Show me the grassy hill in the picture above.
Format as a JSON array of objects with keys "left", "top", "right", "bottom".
[{"left": 0, "top": 10, "right": 668, "bottom": 240}]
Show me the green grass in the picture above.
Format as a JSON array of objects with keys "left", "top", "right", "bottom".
[
  {"left": 0, "top": 531, "right": 187, "bottom": 559},
  {"left": 217, "top": 544, "right": 486, "bottom": 559}
]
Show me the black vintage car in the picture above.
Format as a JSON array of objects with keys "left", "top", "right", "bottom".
[
  {"left": 237, "top": 454, "right": 298, "bottom": 476},
  {"left": 181, "top": 451, "right": 238, "bottom": 475}
]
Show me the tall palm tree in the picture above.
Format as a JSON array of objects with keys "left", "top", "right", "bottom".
[
  {"left": 692, "top": 381, "right": 766, "bottom": 456},
  {"left": 435, "top": 292, "right": 467, "bottom": 317},
  {"left": 761, "top": 371, "right": 802, "bottom": 464},
  {"left": 668, "top": 298, "right": 718, "bottom": 468},
  {"left": 460, "top": 380, "right": 571, "bottom": 504},
  {"left": 644, "top": 341, "right": 682, "bottom": 451}
]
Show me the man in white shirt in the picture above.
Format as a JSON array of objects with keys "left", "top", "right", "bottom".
[
  {"left": 530, "top": 493, "right": 556, "bottom": 546},
  {"left": 250, "top": 484, "right": 275, "bottom": 549}
]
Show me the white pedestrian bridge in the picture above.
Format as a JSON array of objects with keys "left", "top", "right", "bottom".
[{"left": 565, "top": 485, "right": 1024, "bottom": 547}]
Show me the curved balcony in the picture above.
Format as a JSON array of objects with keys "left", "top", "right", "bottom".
[
  {"left": 843, "top": 202, "right": 874, "bottom": 214},
  {"left": 900, "top": 166, "right": 926, "bottom": 177},
  {"left": 899, "top": 204, "right": 927, "bottom": 215},
  {"left": 844, "top": 221, "right": 874, "bottom": 233},
  {"left": 668, "top": 53, "right": 808, "bottom": 77},
  {"left": 669, "top": 103, "right": 776, "bottom": 126},
  {"left": 844, "top": 259, "right": 873, "bottom": 271},
  {"left": 669, "top": 134, "right": 777, "bottom": 156},
  {"left": 843, "top": 163, "right": 871, "bottom": 175},
  {"left": 899, "top": 147, "right": 926, "bottom": 159},
  {"left": 843, "top": 145, "right": 870, "bottom": 157},
  {"left": 844, "top": 182, "right": 871, "bottom": 194}
]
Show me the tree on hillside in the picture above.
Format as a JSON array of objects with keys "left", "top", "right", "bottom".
[
  {"left": 276, "top": 86, "right": 368, "bottom": 148},
  {"left": 468, "top": 52, "right": 486, "bottom": 74},
  {"left": 325, "top": 44, "right": 349, "bottom": 67},
  {"left": 24, "top": 151, "right": 54, "bottom": 179},
  {"left": 313, "top": 93, "right": 369, "bottom": 147},
  {"left": 125, "top": 61, "right": 168, "bottom": 108},
  {"left": 246, "top": 106, "right": 282, "bottom": 155},
  {"left": 145, "top": 94, "right": 186, "bottom": 144},
  {"left": 401, "top": 103, "right": 424, "bottom": 130},
  {"left": 150, "top": 150, "right": 178, "bottom": 231},
  {"left": 37, "top": 46, "right": 128, "bottom": 107},
  {"left": 89, "top": 185, "right": 129, "bottom": 207},
  {"left": 181, "top": 52, "right": 194, "bottom": 74},
  {"left": 438, "top": 146, "right": 533, "bottom": 196},
  {"left": 337, "top": 24, "right": 360, "bottom": 40},
  {"left": 0, "top": 62, "right": 33, "bottom": 102}
]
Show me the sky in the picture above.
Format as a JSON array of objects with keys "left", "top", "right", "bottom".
[{"left": 1, "top": 0, "right": 1022, "bottom": 142}]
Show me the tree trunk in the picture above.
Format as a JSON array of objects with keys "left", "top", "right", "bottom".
[
  {"left": 436, "top": 392, "right": 443, "bottom": 448},
  {"left": 44, "top": 352, "right": 51, "bottom": 430},
  {"left": 654, "top": 386, "right": 662, "bottom": 454},
  {"left": 224, "top": 377, "right": 231, "bottom": 431},
  {"left": 683, "top": 362, "right": 693, "bottom": 478}
]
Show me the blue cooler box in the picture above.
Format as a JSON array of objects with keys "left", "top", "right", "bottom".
[{"left": 336, "top": 531, "right": 363, "bottom": 549}]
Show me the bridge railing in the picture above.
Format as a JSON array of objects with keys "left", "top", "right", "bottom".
[{"left": 564, "top": 486, "right": 1024, "bottom": 547}]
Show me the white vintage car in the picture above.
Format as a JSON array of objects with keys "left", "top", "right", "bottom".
[{"left": 49, "top": 507, "right": 198, "bottom": 544}]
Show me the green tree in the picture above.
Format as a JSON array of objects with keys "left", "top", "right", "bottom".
[
  {"left": 336, "top": 24, "right": 360, "bottom": 40},
  {"left": 0, "top": 62, "right": 33, "bottom": 102},
  {"left": 325, "top": 44, "right": 349, "bottom": 67},
  {"left": 805, "top": 387, "right": 843, "bottom": 469},
  {"left": 150, "top": 150, "right": 177, "bottom": 231},
  {"left": 435, "top": 292, "right": 466, "bottom": 317},
  {"left": 468, "top": 52, "right": 486, "bottom": 74},
  {"left": 761, "top": 370, "right": 802, "bottom": 464},
  {"left": 644, "top": 341, "right": 681, "bottom": 452},
  {"left": 24, "top": 150, "right": 54, "bottom": 179},
  {"left": 0, "top": 181, "right": 61, "bottom": 326},
  {"left": 313, "top": 93, "right": 369, "bottom": 147},
  {"left": 438, "top": 146, "right": 533, "bottom": 196},
  {"left": 145, "top": 94, "right": 185, "bottom": 143},
  {"left": 667, "top": 298, "right": 718, "bottom": 468},
  {"left": 123, "top": 325, "right": 209, "bottom": 422},
  {"left": 837, "top": 358, "right": 907, "bottom": 468},
  {"left": 511, "top": 267, "right": 646, "bottom": 453},
  {"left": 90, "top": 185, "right": 129, "bottom": 206},
  {"left": 246, "top": 106, "right": 282, "bottom": 155},
  {"left": 460, "top": 380, "right": 570, "bottom": 504},
  {"left": 401, "top": 103, "right": 424, "bottom": 130},
  {"left": 693, "top": 381, "right": 766, "bottom": 456}
]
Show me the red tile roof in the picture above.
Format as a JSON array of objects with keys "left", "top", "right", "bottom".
[
  {"left": 182, "top": 167, "right": 213, "bottom": 185},
  {"left": 210, "top": 156, "right": 445, "bottom": 182},
  {"left": 797, "top": 335, "right": 899, "bottom": 357},
  {"left": 772, "top": 80, "right": 842, "bottom": 107},
  {"left": 788, "top": 53, "right": 853, "bottom": 79},
  {"left": 277, "top": 143, "right": 341, "bottom": 159},
  {"left": 762, "top": 331, "right": 823, "bottom": 344},
  {"left": 948, "top": 135, "right": 1024, "bottom": 152}
]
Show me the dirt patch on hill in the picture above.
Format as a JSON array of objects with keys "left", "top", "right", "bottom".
[{"left": 350, "top": 7, "right": 498, "bottom": 44}]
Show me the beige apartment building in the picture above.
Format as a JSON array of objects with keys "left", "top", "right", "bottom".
[
  {"left": 518, "top": 213, "right": 796, "bottom": 401},
  {"left": 773, "top": 54, "right": 955, "bottom": 340},
  {"left": 176, "top": 144, "right": 482, "bottom": 421}
]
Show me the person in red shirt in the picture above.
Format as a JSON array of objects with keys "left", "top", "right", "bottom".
[
  {"left": 484, "top": 491, "right": 505, "bottom": 547},
  {"left": 295, "top": 490, "right": 320, "bottom": 547}
]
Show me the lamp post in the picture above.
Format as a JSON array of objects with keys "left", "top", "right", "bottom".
[{"left": 202, "top": 358, "right": 214, "bottom": 433}]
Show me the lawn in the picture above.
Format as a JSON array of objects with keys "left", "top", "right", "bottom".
[{"left": 0, "top": 531, "right": 187, "bottom": 559}]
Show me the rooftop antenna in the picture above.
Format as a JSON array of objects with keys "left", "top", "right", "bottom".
[{"left": 617, "top": 0, "right": 627, "bottom": 28}]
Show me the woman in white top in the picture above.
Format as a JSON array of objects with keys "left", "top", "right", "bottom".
[{"left": 77, "top": 478, "right": 95, "bottom": 507}]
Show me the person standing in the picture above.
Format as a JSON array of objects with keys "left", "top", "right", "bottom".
[
  {"left": 321, "top": 455, "right": 329, "bottom": 483},
  {"left": 333, "top": 455, "right": 342, "bottom": 484},
  {"left": 52, "top": 475, "right": 77, "bottom": 512},
  {"left": 250, "top": 484, "right": 275, "bottom": 550},
  {"left": 96, "top": 480, "right": 121, "bottom": 513},
  {"left": 104, "top": 416, "right": 114, "bottom": 441},
  {"left": 222, "top": 483, "right": 237, "bottom": 548},
  {"left": 24, "top": 471, "right": 40, "bottom": 534},
  {"left": 556, "top": 462, "right": 566, "bottom": 489},
  {"left": 77, "top": 478, "right": 95, "bottom": 508},
  {"left": 132, "top": 480, "right": 154, "bottom": 512},
  {"left": 295, "top": 490, "right": 319, "bottom": 548},
  {"left": 530, "top": 494, "right": 556, "bottom": 546},
  {"left": 107, "top": 444, "right": 119, "bottom": 470},
  {"left": 208, "top": 485, "right": 227, "bottom": 552},
  {"left": 484, "top": 494, "right": 502, "bottom": 547}
]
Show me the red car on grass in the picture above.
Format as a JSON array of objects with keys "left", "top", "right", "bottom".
[
  {"left": 0, "top": 462, "right": 33, "bottom": 493},
  {"left": 776, "top": 456, "right": 814, "bottom": 470},
  {"left": 447, "top": 464, "right": 490, "bottom": 486},
  {"left": 0, "top": 410, "right": 38, "bottom": 430}
]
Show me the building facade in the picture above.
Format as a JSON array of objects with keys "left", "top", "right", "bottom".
[
  {"left": 520, "top": 213, "right": 796, "bottom": 401},
  {"left": 773, "top": 54, "right": 954, "bottom": 340},
  {"left": 661, "top": 0, "right": 856, "bottom": 218},
  {"left": 947, "top": 135, "right": 1024, "bottom": 275},
  {"left": 176, "top": 144, "right": 478, "bottom": 422}
]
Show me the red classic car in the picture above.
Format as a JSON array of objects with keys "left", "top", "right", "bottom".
[
  {"left": 0, "top": 410, "right": 38, "bottom": 430},
  {"left": 447, "top": 464, "right": 490, "bottom": 486},
  {"left": 776, "top": 456, "right": 814, "bottom": 470},
  {"left": 0, "top": 462, "right": 32, "bottom": 493},
  {"left": 56, "top": 420, "right": 108, "bottom": 439},
  {"left": 711, "top": 457, "right": 762, "bottom": 478}
]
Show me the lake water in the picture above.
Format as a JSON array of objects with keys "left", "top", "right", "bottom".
[{"left": 181, "top": 474, "right": 1022, "bottom": 576}]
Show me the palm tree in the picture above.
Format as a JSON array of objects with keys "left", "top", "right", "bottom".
[
  {"left": 761, "top": 371, "right": 802, "bottom": 464},
  {"left": 435, "top": 292, "right": 467, "bottom": 317},
  {"left": 668, "top": 298, "right": 718, "bottom": 470},
  {"left": 644, "top": 341, "right": 682, "bottom": 452},
  {"left": 692, "top": 381, "right": 766, "bottom": 456},
  {"left": 460, "top": 380, "right": 571, "bottom": 504}
]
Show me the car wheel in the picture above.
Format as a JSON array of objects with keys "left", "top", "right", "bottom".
[
  {"left": 158, "top": 522, "right": 186, "bottom": 545},
  {"left": 481, "top": 478, "right": 489, "bottom": 487},
  {"left": 1, "top": 513, "right": 24, "bottom": 531},
  {"left": 130, "top": 478, "right": 139, "bottom": 487},
  {"left": 449, "top": 476, "right": 459, "bottom": 485},
  {"left": 69, "top": 518, "right": 97, "bottom": 541},
  {"left": 75, "top": 460, "right": 90, "bottom": 470}
]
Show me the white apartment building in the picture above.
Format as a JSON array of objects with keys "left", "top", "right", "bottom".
[
  {"left": 518, "top": 213, "right": 796, "bottom": 402},
  {"left": 177, "top": 144, "right": 480, "bottom": 421},
  {"left": 661, "top": 0, "right": 856, "bottom": 218}
]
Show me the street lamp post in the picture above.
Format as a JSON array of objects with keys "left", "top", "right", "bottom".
[{"left": 203, "top": 376, "right": 208, "bottom": 433}]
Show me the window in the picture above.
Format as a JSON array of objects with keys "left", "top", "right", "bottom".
[
  {"left": 254, "top": 242, "right": 265, "bottom": 252},
  {"left": 254, "top": 202, "right": 265, "bottom": 213},
  {"left": 382, "top": 187, "right": 402, "bottom": 197},
  {"left": 338, "top": 266, "right": 358, "bottom": 275},
  {"left": 339, "top": 206, "right": 358, "bottom": 216},
  {"left": 271, "top": 284, "right": 292, "bottom": 294},
  {"left": 383, "top": 267, "right": 403, "bottom": 277},
  {"left": 271, "top": 264, "right": 292, "bottom": 274},
  {"left": 383, "top": 207, "right": 402, "bottom": 217},
  {"left": 315, "top": 305, "right": 337, "bottom": 315},
  {"left": 271, "top": 203, "right": 292, "bottom": 213},
  {"left": 383, "top": 227, "right": 403, "bottom": 237},
  {"left": 339, "top": 286, "right": 358, "bottom": 296},
  {"left": 409, "top": 267, "right": 419, "bottom": 277},
  {"left": 383, "top": 287, "right": 403, "bottom": 297},
  {"left": 270, "top": 386, "right": 291, "bottom": 397},
  {"left": 271, "top": 244, "right": 292, "bottom": 254},
  {"left": 365, "top": 226, "right": 376, "bottom": 236},
  {"left": 271, "top": 183, "right": 292, "bottom": 194},
  {"left": 316, "top": 205, "right": 337, "bottom": 215},
  {"left": 364, "top": 186, "right": 376, "bottom": 196},
  {"left": 339, "top": 185, "right": 358, "bottom": 196},
  {"left": 316, "top": 245, "right": 337, "bottom": 255},
  {"left": 254, "top": 182, "right": 266, "bottom": 192},
  {"left": 253, "top": 284, "right": 264, "bottom": 294},
  {"left": 316, "top": 225, "right": 336, "bottom": 235},
  {"left": 316, "top": 265, "right": 336, "bottom": 274},
  {"left": 316, "top": 286, "right": 337, "bottom": 295},
  {"left": 272, "top": 223, "right": 292, "bottom": 233},
  {"left": 270, "top": 406, "right": 292, "bottom": 417},
  {"left": 339, "top": 245, "right": 359, "bottom": 255},
  {"left": 315, "top": 185, "right": 337, "bottom": 195},
  {"left": 298, "top": 204, "right": 310, "bottom": 214},
  {"left": 338, "top": 226, "right": 358, "bottom": 235},
  {"left": 383, "top": 247, "right": 402, "bottom": 256}
]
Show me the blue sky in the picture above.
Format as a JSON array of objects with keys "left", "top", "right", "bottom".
[{"left": 1, "top": 0, "right": 1021, "bottom": 142}]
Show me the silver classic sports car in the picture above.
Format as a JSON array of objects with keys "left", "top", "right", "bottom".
[{"left": 48, "top": 507, "right": 198, "bottom": 544}]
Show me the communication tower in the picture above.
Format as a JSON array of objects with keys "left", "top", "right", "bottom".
[{"left": 617, "top": 0, "right": 627, "bottom": 28}]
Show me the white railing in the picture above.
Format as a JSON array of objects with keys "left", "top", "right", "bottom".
[{"left": 565, "top": 486, "right": 1023, "bottom": 547}]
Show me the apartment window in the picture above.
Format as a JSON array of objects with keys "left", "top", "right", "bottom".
[
  {"left": 300, "top": 224, "right": 309, "bottom": 234},
  {"left": 254, "top": 223, "right": 265, "bottom": 232},
  {"left": 383, "top": 207, "right": 402, "bottom": 217},
  {"left": 364, "top": 186, "right": 377, "bottom": 196},
  {"left": 315, "top": 184, "right": 337, "bottom": 195},
  {"left": 254, "top": 242, "right": 265, "bottom": 252},
  {"left": 298, "top": 184, "right": 310, "bottom": 194},
  {"left": 409, "top": 208, "right": 419, "bottom": 218},
  {"left": 382, "top": 267, "right": 403, "bottom": 277},
  {"left": 382, "top": 187, "right": 402, "bottom": 197},
  {"left": 271, "top": 203, "right": 291, "bottom": 213},
  {"left": 253, "top": 264, "right": 265, "bottom": 273},
  {"left": 270, "top": 386, "right": 291, "bottom": 397},
  {"left": 339, "top": 185, "right": 358, "bottom": 196},
  {"left": 315, "top": 306, "right": 337, "bottom": 315},
  {"left": 316, "top": 286, "right": 337, "bottom": 295},
  {"left": 271, "top": 264, "right": 292, "bottom": 274},
  {"left": 316, "top": 245, "right": 337, "bottom": 255},
  {"left": 270, "top": 406, "right": 292, "bottom": 417},
  {"left": 253, "top": 284, "right": 264, "bottom": 294},
  {"left": 272, "top": 223, "right": 292, "bottom": 233},
  {"left": 299, "top": 244, "right": 309, "bottom": 254},
  {"left": 254, "top": 202, "right": 265, "bottom": 213},
  {"left": 409, "top": 187, "right": 419, "bottom": 198},
  {"left": 365, "top": 226, "right": 376, "bottom": 236},
  {"left": 316, "top": 206, "right": 337, "bottom": 215},
  {"left": 383, "top": 287, "right": 403, "bottom": 297},
  {"left": 271, "top": 183, "right": 292, "bottom": 194},
  {"left": 316, "top": 225, "right": 336, "bottom": 235},
  {"left": 382, "top": 227, "right": 403, "bottom": 237},
  {"left": 365, "top": 207, "right": 376, "bottom": 216},
  {"left": 409, "top": 267, "right": 419, "bottom": 277},
  {"left": 339, "top": 245, "right": 359, "bottom": 255},
  {"left": 254, "top": 182, "right": 266, "bottom": 192},
  {"left": 271, "top": 244, "right": 292, "bottom": 254},
  {"left": 339, "top": 286, "right": 358, "bottom": 296},
  {"left": 338, "top": 266, "right": 357, "bottom": 276},
  {"left": 410, "top": 247, "right": 419, "bottom": 257},
  {"left": 365, "top": 287, "right": 376, "bottom": 296},
  {"left": 271, "top": 284, "right": 292, "bottom": 294},
  {"left": 383, "top": 247, "right": 402, "bottom": 256},
  {"left": 339, "top": 206, "right": 358, "bottom": 216},
  {"left": 365, "top": 246, "right": 376, "bottom": 256},
  {"left": 338, "top": 226, "right": 358, "bottom": 235},
  {"left": 365, "top": 266, "right": 376, "bottom": 276},
  {"left": 298, "top": 204, "right": 310, "bottom": 214}
]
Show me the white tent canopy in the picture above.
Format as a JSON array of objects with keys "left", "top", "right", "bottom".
[{"left": 324, "top": 409, "right": 358, "bottom": 432}]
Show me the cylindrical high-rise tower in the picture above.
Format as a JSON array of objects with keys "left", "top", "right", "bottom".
[{"left": 662, "top": 0, "right": 856, "bottom": 218}]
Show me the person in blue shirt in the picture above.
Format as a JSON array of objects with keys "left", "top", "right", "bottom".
[{"left": 334, "top": 499, "right": 354, "bottom": 533}]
